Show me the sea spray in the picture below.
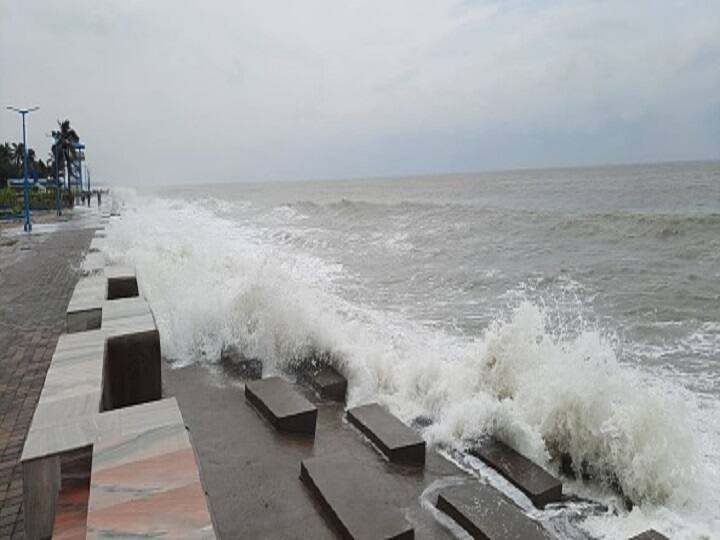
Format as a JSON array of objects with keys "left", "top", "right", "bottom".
[{"left": 104, "top": 189, "right": 717, "bottom": 537}]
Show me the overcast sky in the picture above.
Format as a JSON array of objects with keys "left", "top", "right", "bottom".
[{"left": 1, "top": 0, "right": 718, "bottom": 185}]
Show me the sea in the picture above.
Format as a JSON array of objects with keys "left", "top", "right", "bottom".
[{"left": 106, "top": 160, "right": 720, "bottom": 539}]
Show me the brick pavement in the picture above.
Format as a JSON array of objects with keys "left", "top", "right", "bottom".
[{"left": 0, "top": 229, "right": 94, "bottom": 539}]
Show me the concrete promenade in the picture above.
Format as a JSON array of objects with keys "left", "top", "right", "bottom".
[{"left": 0, "top": 220, "right": 95, "bottom": 538}]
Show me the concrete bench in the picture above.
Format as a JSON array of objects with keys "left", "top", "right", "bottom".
[
  {"left": 66, "top": 266, "right": 139, "bottom": 332},
  {"left": 66, "top": 276, "right": 107, "bottom": 332},
  {"left": 300, "top": 453, "right": 414, "bottom": 540},
  {"left": 101, "top": 297, "right": 162, "bottom": 410},
  {"left": 347, "top": 403, "right": 425, "bottom": 466},
  {"left": 436, "top": 483, "right": 552, "bottom": 540},
  {"left": 24, "top": 296, "right": 164, "bottom": 538},
  {"left": 245, "top": 377, "right": 318, "bottom": 435},
  {"left": 22, "top": 399, "right": 215, "bottom": 539},
  {"left": 29, "top": 330, "right": 106, "bottom": 431},
  {"left": 470, "top": 440, "right": 562, "bottom": 508},
  {"left": 31, "top": 298, "right": 161, "bottom": 433}
]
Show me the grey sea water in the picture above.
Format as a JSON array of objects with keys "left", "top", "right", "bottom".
[
  {"left": 111, "top": 160, "right": 720, "bottom": 537},
  {"left": 173, "top": 160, "right": 720, "bottom": 397}
]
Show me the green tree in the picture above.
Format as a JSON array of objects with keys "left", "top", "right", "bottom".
[
  {"left": 9, "top": 142, "right": 24, "bottom": 169},
  {"left": 52, "top": 120, "right": 80, "bottom": 190},
  {"left": 0, "top": 143, "right": 15, "bottom": 187}
]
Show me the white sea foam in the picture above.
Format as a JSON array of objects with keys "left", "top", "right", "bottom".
[{"left": 104, "top": 192, "right": 720, "bottom": 538}]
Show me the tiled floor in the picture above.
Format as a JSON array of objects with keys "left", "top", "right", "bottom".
[{"left": 0, "top": 228, "right": 93, "bottom": 539}]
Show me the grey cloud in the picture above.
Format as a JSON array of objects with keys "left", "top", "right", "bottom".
[{"left": 1, "top": 0, "right": 718, "bottom": 185}]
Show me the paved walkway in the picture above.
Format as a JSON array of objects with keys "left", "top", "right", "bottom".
[{"left": 0, "top": 227, "right": 94, "bottom": 539}]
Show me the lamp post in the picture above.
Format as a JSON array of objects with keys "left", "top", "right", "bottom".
[{"left": 6, "top": 106, "right": 39, "bottom": 232}]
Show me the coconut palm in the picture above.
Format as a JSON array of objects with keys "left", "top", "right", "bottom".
[
  {"left": 9, "top": 142, "right": 24, "bottom": 169},
  {"left": 52, "top": 120, "right": 80, "bottom": 190}
]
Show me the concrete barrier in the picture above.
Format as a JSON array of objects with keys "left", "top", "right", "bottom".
[
  {"left": 245, "top": 377, "right": 318, "bottom": 435},
  {"left": 22, "top": 399, "right": 215, "bottom": 539},
  {"left": 299, "top": 365, "right": 347, "bottom": 402},
  {"left": 66, "top": 266, "right": 139, "bottom": 332},
  {"left": 346, "top": 403, "right": 425, "bottom": 466},
  {"left": 66, "top": 276, "right": 106, "bottom": 332},
  {"left": 220, "top": 344, "right": 263, "bottom": 380},
  {"left": 21, "top": 222, "right": 215, "bottom": 538},
  {"left": 470, "top": 440, "right": 562, "bottom": 508},
  {"left": 300, "top": 453, "right": 414, "bottom": 540},
  {"left": 436, "top": 483, "right": 552, "bottom": 540}
]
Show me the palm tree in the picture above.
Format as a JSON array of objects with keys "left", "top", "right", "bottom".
[
  {"left": 27, "top": 148, "right": 36, "bottom": 169},
  {"left": 9, "top": 142, "right": 24, "bottom": 169},
  {"left": 0, "top": 143, "right": 13, "bottom": 187},
  {"left": 52, "top": 120, "right": 80, "bottom": 190}
]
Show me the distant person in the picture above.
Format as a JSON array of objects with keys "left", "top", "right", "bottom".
[
  {"left": 97, "top": 191, "right": 101, "bottom": 206},
  {"left": 86, "top": 192, "right": 91, "bottom": 207},
  {"left": 81, "top": 193, "right": 85, "bottom": 205}
]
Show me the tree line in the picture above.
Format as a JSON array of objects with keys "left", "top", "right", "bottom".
[{"left": 0, "top": 120, "right": 81, "bottom": 189}]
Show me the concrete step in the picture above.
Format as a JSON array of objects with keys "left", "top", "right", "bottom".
[
  {"left": 436, "top": 483, "right": 553, "bottom": 540},
  {"left": 470, "top": 440, "right": 562, "bottom": 508},
  {"left": 245, "top": 377, "right": 318, "bottom": 435},
  {"left": 300, "top": 366, "right": 347, "bottom": 402},
  {"left": 300, "top": 453, "right": 414, "bottom": 540},
  {"left": 346, "top": 403, "right": 425, "bottom": 466}
]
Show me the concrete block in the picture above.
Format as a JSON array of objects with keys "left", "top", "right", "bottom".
[
  {"left": 22, "top": 455, "right": 61, "bottom": 540},
  {"left": 101, "top": 296, "right": 157, "bottom": 337},
  {"left": 66, "top": 276, "right": 106, "bottom": 333},
  {"left": 300, "top": 366, "right": 347, "bottom": 402},
  {"left": 629, "top": 531, "right": 670, "bottom": 540},
  {"left": 220, "top": 345, "right": 263, "bottom": 380},
  {"left": 23, "top": 399, "right": 215, "bottom": 539},
  {"left": 103, "top": 329, "right": 162, "bottom": 410},
  {"left": 105, "top": 266, "right": 139, "bottom": 299},
  {"left": 470, "top": 440, "right": 562, "bottom": 508},
  {"left": 300, "top": 453, "right": 414, "bottom": 540},
  {"left": 436, "top": 483, "right": 552, "bottom": 540},
  {"left": 346, "top": 403, "right": 425, "bottom": 465},
  {"left": 245, "top": 377, "right": 317, "bottom": 435}
]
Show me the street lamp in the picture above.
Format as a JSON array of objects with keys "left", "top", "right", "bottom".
[{"left": 6, "top": 105, "right": 39, "bottom": 232}]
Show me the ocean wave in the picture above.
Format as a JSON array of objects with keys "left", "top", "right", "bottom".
[
  {"left": 103, "top": 193, "right": 718, "bottom": 536},
  {"left": 552, "top": 212, "right": 720, "bottom": 240}
]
